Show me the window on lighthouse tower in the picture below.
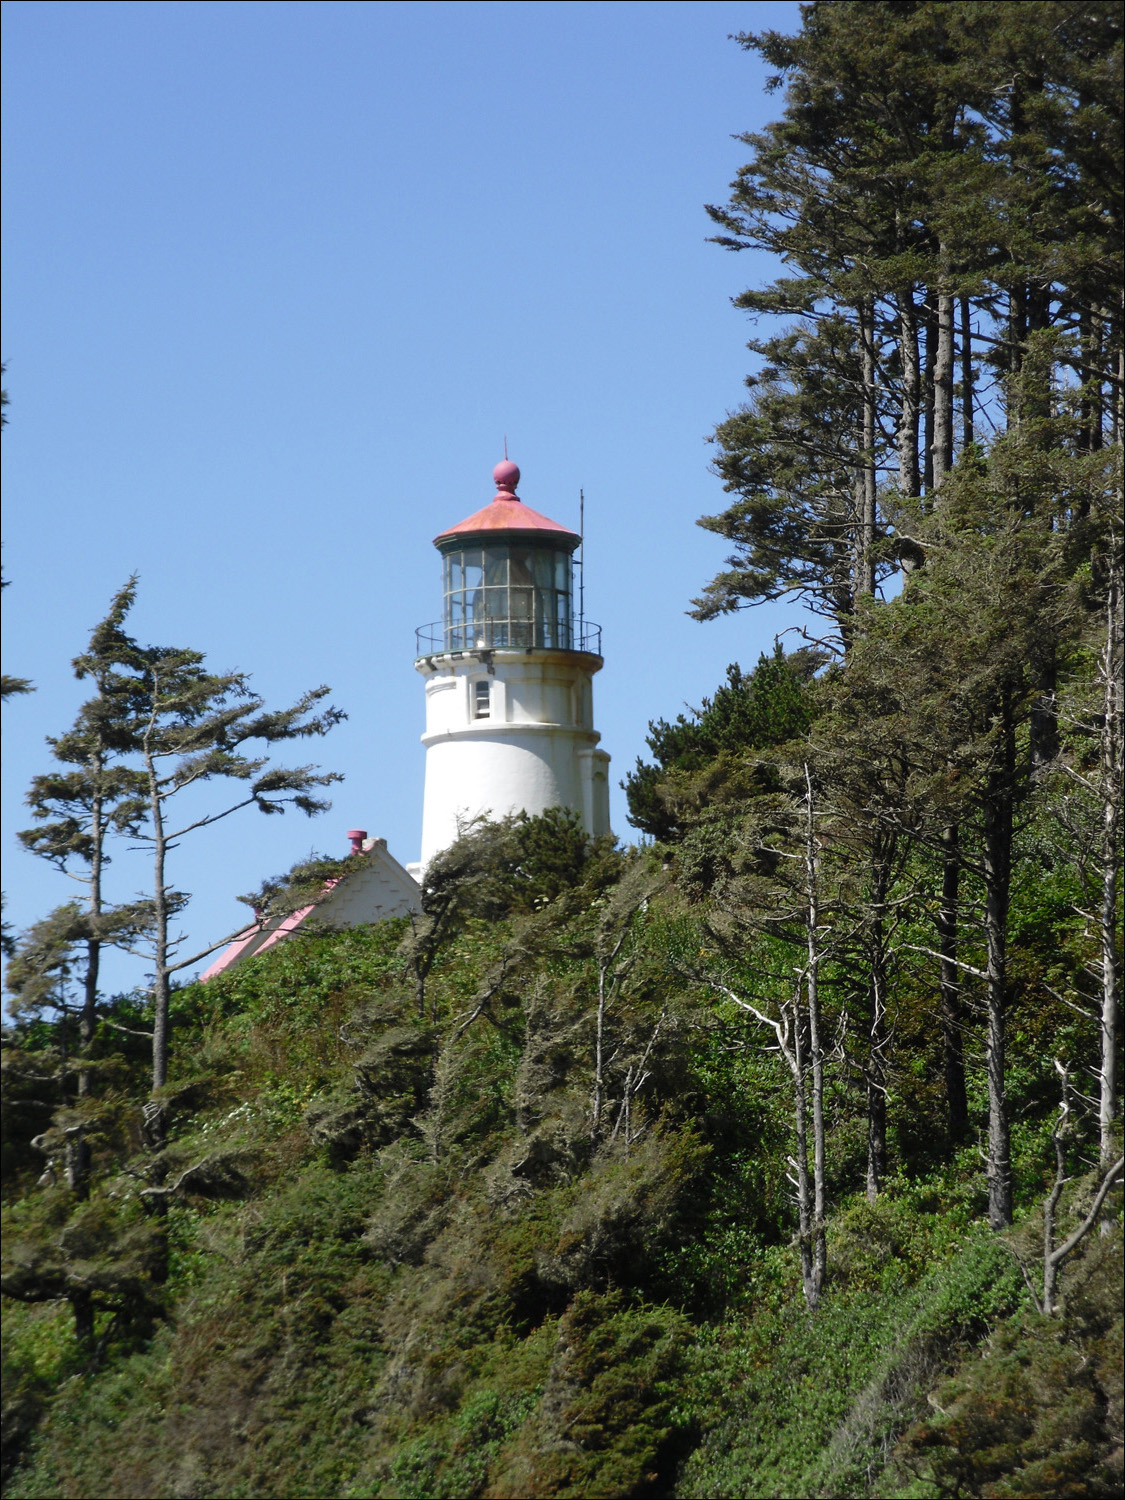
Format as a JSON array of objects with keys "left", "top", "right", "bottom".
[{"left": 473, "top": 679, "right": 491, "bottom": 719}]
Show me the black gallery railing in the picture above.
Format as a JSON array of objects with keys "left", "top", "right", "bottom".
[{"left": 415, "top": 618, "right": 603, "bottom": 657}]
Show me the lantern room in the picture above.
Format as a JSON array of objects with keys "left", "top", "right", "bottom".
[
  {"left": 440, "top": 542, "right": 574, "bottom": 651},
  {"left": 417, "top": 460, "right": 598, "bottom": 657}
]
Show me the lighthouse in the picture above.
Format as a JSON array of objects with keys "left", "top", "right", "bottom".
[{"left": 413, "top": 459, "right": 611, "bottom": 873}]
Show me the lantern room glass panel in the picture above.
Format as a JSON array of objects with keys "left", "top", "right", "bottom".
[{"left": 441, "top": 543, "right": 574, "bottom": 651}]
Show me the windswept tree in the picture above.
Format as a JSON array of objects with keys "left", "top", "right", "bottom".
[
  {"left": 624, "top": 645, "right": 819, "bottom": 842},
  {"left": 17, "top": 581, "right": 153, "bottom": 1191},
  {"left": 843, "top": 450, "right": 1088, "bottom": 1227},
  {"left": 699, "top": 1, "right": 1122, "bottom": 646},
  {"left": 17, "top": 580, "right": 345, "bottom": 1142},
  {"left": 698, "top": 0, "right": 1123, "bottom": 1229},
  {"left": 129, "top": 641, "right": 345, "bottom": 1132}
]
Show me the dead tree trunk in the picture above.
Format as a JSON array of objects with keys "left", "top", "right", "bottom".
[
  {"left": 1098, "top": 529, "right": 1123, "bottom": 1163},
  {"left": 804, "top": 766, "right": 827, "bottom": 1300},
  {"left": 982, "top": 722, "right": 1016, "bottom": 1229},
  {"left": 1037, "top": 1064, "right": 1124, "bottom": 1315},
  {"left": 865, "top": 860, "right": 890, "bottom": 1202}
]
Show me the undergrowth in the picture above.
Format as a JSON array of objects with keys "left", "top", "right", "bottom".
[{"left": 3, "top": 877, "right": 1121, "bottom": 1499}]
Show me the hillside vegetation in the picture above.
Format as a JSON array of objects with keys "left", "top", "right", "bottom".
[
  {"left": 2, "top": 763, "right": 1121, "bottom": 1497},
  {"left": 3, "top": 3, "right": 1122, "bottom": 1495}
]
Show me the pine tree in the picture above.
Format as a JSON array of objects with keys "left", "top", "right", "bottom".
[
  {"left": 700, "top": 1, "right": 1122, "bottom": 641},
  {"left": 16, "top": 581, "right": 346, "bottom": 1143},
  {"left": 17, "top": 581, "right": 153, "bottom": 1193},
  {"left": 128, "top": 640, "right": 344, "bottom": 1136},
  {"left": 623, "top": 646, "right": 818, "bottom": 841}
]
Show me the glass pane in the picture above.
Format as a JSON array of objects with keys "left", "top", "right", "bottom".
[
  {"left": 463, "top": 549, "right": 483, "bottom": 590},
  {"left": 509, "top": 548, "right": 533, "bottom": 585},
  {"left": 510, "top": 588, "right": 533, "bottom": 619},
  {"left": 443, "top": 554, "right": 456, "bottom": 593},
  {"left": 534, "top": 551, "right": 555, "bottom": 587},
  {"left": 484, "top": 549, "right": 507, "bottom": 587},
  {"left": 511, "top": 620, "right": 532, "bottom": 648},
  {"left": 480, "top": 586, "right": 507, "bottom": 619},
  {"left": 449, "top": 594, "right": 463, "bottom": 624},
  {"left": 554, "top": 555, "right": 570, "bottom": 590}
]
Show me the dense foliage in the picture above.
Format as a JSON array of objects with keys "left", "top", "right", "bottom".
[
  {"left": 3, "top": 4, "right": 1122, "bottom": 1496},
  {"left": 1, "top": 822, "right": 1120, "bottom": 1496}
]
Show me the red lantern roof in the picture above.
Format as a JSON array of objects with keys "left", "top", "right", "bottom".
[{"left": 433, "top": 461, "right": 580, "bottom": 549}]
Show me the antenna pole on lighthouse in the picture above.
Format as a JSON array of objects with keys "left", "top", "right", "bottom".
[{"left": 578, "top": 488, "right": 585, "bottom": 648}]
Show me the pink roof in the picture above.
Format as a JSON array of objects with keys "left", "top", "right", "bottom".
[
  {"left": 246, "top": 902, "right": 320, "bottom": 958},
  {"left": 434, "top": 461, "right": 580, "bottom": 548},
  {"left": 199, "top": 924, "right": 265, "bottom": 981}
]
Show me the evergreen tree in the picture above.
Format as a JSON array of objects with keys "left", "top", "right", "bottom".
[
  {"left": 13, "top": 581, "right": 345, "bottom": 1142},
  {"left": 699, "top": 1, "right": 1122, "bottom": 639},
  {"left": 129, "top": 640, "right": 344, "bottom": 1135},
  {"left": 16, "top": 582, "right": 152, "bottom": 1194},
  {"left": 624, "top": 646, "right": 818, "bottom": 841}
]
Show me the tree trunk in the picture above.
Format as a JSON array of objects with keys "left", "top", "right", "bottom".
[
  {"left": 143, "top": 731, "right": 171, "bottom": 1148},
  {"left": 150, "top": 822, "right": 170, "bottom": 1094},
  {"left": 804, "top": 767, "right": 827, "bottom": 1303},
  {"left": 791, "top": 997, "right": 817, "bottom": 1309},
  {"left": 1078, "top": 305, "right": 1102, "bottom": 455},
  {"left": 898, "top": 286, "right": 921, "bottom": 497},
  {"left": 982, "top": 726, "right": 1015, "bottom": 1229},
  {"left": 922, "top": 295, "right": 936, "bottom": 493},
  {"left": 865, "top": 855, "right": 891, "bottom": 1200},
  {"left": 1113, "top": 294, "right": 1123, "bottom": 449},
  {"left": 938, "top": 824, "right": 969, "bottom": 1139},
  {"left": 932, "top": 263, "right": 955, "bottom": 484},
  {"left": 1099, "top": 531, "right": 1122, "bottom": 1164},
  {"left": 72, "top": 754, "right": 106, "bottom": 1201},
  {"left": 1007, "top": 285, "right": 1028, "bottom": 422},
  {"left": 959, "top": 295, "right": 974, "bottom": 451},
  {"left": 866, "top": 926, "right": 888, "bottom": 1202},
  {"left": 70, "top": 1288, "right": 94, "bottom": 1347},
  {"left": 855, "top": 299, "right": 878, "bottom": 600}
]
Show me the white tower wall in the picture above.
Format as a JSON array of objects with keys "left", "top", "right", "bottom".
[{"left": 417, "top": 648, "right": 610, "bottom": 871}]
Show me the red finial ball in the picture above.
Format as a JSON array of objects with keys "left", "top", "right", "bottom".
[{"left": 493, "top": 460, "right": 520, "bottom": 492}]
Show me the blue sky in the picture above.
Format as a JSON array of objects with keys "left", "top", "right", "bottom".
[{"left": 2, "top": 0, "right": 804, "bottom": 994}]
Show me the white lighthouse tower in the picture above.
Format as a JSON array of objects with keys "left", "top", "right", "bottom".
[{"left": 413, "top": 459, "right": 610, "bottom": 872}]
